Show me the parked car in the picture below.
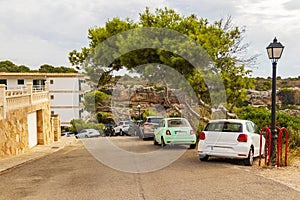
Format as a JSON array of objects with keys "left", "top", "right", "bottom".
[
  {"left": 140, "top": 116, "right": 163, "bottom": 139},
  {"left": 128, "top": 120, "right": 143, "bottom": 136},
  {"left": 153, "top": 118, "right": 196, "bottom": 149},
  {"left": 75, "top": 129, "right": 101, "bottom": 138},
  {"left": 197, "top": 119, "right": 265, "bottom": 166},
  {"left": 114, "top": 121, "right": 134, "bottom": 136},
  {"left": 61, "top": 132, "right": 75, "bottom": 137}
]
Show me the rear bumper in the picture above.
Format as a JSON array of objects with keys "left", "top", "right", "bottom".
[
  {"left": 164, "top": 135, "right": 196, "bottom": 145},
  {"left": 198, "top": 142, "right": 250, "bottom": 159}
]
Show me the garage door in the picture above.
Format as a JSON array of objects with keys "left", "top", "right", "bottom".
[{"left": 27, "top": 112, "right": 37, "bottom": 148}]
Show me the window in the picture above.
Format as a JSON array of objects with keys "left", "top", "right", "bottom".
[
  {"left": 51, "top": 111, "right": 54, "bottom": 115},
  {"left": 246, "top": 122, "right": 257, "bottom": 133},
  {"left": 205, "top": 122, "right": 242, "bottom": 132},
  {"left": 17, "top": 79, "right": 24, "bottom": 85},
  {"left": 50, "top": 80, "right": 54, "bottom": 84},
  {"left": 50, "top": 95, "right": 54, "bottom": 100},
  {"left": 0, "top": 79, "right": 7, "bottom": 85}
]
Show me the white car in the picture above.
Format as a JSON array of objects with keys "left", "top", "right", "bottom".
[
  {"left": 114, "top": 121, "right": 134, "bottom": 136},
  {"left": 198, "top": 119, "right": 265, "bottom": 166},
  {"left": 75, "top": 129, "right": 101, "bottom": 138}
]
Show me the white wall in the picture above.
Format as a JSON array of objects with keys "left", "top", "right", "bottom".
[
  {"left": 50, "top": 93, "right": 81, "bottom": 106},
  {"left": 52, "top": 108, "right": 80, "bottom": 123},
  {"left": 48, "top": 77, "right": 80, "bottom": 91}
]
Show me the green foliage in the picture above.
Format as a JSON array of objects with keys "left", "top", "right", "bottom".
[
  {"left": 0, "top": 60, "right": 77, "bottom": 73},
  {"left": 38, "top": 64, "right": 78, "bottom": 73},
  {"left": 0, "top": 60, "right": 30, "bottom": 72},
  {"left": 68, "top": 7, "right": 255, "bottom": 111},
  {"left": 96, "top": 112, "right": 114, "bottom": 124},
  {"left": 69, "top": 118, "right": 103, "bottom": 133},
  {"left": 166, "top": 113, "right": 181, "bottom": 118},
  {"left": 278, "top": 88, "right": 295, "bottom": 105},
  {"left": 83, "top": 90, "right": 110, "bottom": 113},
  {"left": 255, "top": 79, "right": 272, "bottom": 91},
  {"left": 142, "top": 109, "right": 162, "bottom": 119},
  {"left": 236, "top": 106, "right": 300, "bottom": 149}
]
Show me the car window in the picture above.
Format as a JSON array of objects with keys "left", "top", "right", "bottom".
[
  {"left": 204, "top": 122, "right": 242, "bottom": 132},
  {"left": 168, "top": 119, "right": 189, "bottom": 127},
  {"left": 148, "top": 118, "right": 163, "bottom": 123},
  {"left": 158, "top": 120, "right": 164, "bottom": 127},
  {"left": 246, "top": 122, "right": 256, "bottom": 133}
]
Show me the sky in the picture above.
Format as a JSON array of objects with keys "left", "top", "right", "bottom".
[{"left": 0, "top": 0, "right": 299, "bottom": 78}]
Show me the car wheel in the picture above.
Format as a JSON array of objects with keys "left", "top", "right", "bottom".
[
  {"left": 189, "top": 144, "right": 196, "bottom": 149},
  {"left": 153, "top": 137, "right": 158, "bottom": 145},
  {"left": 85, "top": 135, "right": 88, "bottom": 138},
  {"left": 199, "top": 155, "right": 209, "bottom": 161},
  {"left": 244, "top": 149, "right": 254, "bottom": 166},
  {"left": 140, "top": 131, "right": 144, "bottom": 140},
  {"left": 161, "top": 137, "right": 166, "bottom": 149},
  {"left": 120, "top": 130, "right": 123, "bottom": 136}
]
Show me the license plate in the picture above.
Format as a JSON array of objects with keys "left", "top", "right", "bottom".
[{"left": 175, "top": 131, "right": 187, "bottom": 134}]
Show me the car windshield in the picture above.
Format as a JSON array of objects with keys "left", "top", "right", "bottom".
[
  {"left": 204, "top": 122, "right": 242, "bottom": 132},
  {"left": 168, "top": 119, "right": 189, "bottom": 127},
  {"left": 148, "top": 118, "right": 163, "bottom": 123},
  {"left": 125, "top": 121, "right": 134, "bottom": 125}
]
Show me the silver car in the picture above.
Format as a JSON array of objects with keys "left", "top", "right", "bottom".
[{"left": 140, "top": 116, "right": 163, "bottom": 139}]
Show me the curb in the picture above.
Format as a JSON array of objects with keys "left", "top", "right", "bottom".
[{"left": 0, "top": 137, "right": 77, "bottom": 174}]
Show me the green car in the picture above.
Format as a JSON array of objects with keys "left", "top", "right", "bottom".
[{"left": 154, "top": 118, "right": 197, "bottom": 149}]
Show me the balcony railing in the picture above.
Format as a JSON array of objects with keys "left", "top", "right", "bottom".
[{"left": 0, "top": 82, "right": 49, "bottom": 119}]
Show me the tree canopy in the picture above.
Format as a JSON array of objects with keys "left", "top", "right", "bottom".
[
  {"left": 0, "top": 60, "right": 78, "bottom": 73},
  {"left": 69, "top": 7, "right": 256, "bottom": 114}
]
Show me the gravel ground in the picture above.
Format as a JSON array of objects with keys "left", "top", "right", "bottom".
[{"left": 248, "top": 157, "right": 300, "bottom": 192}]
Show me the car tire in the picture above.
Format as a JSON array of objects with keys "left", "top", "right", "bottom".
[
  {"left": 154, "top": 137, "right": 159, "bottom": 145},
  {"left": 161, "top": 137, "right": 166, "bottom": 149},
  {"left": 244, "top": 149, "right": 254, "bottom": 166},
  {"left": 140, "top": 131, "right": 144, "bottom": 140},
  {"left": 199, "top": 155, "right": 209, "bottom": 161},
  {"left": 85, "top": 135, "right": 88, "bottom": 138},
  {"left": 189, "top": 144, "right": 196, "bottom": 149}
]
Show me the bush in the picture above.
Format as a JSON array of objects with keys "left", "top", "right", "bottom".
[
  {"left": 69, "top": 118, "right": 104, "bottom": 133},
  {"left": 236, "top": 106, "right": 300, "bottom": 154}
]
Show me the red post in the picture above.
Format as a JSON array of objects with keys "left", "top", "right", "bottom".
[
  {"left": 277, "top": 128, "right": 282, "bottom": 167},
  {"left": 280, "top": 127, "right": 289, "bottom": 166}
]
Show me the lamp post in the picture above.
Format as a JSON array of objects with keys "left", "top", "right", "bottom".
[
  {"left": 137, "top": 103, "right": 141, "bottom": 120},
  {"left": 266, "top": 37, "right": 284, "bottom": 165}
]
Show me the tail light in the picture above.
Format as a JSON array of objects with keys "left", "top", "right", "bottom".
[
  {"left": 144, "top": 123, "right": 150, "bottom": 126},
  {"left": 166, "top": 130, "right": 171, "bottom": 135},
  {"left": 190, "top": 130, "right": 195, "bottom": 135},
  {"left": 237, "top": 134, "right": 248, "bottom": 142},
  {"left": 199, "top": 131, "right": 205, "bottom": 140}
]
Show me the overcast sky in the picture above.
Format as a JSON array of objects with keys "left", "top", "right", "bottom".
[{"left": 0, "top": 0, "right": 299, "bottom": 78}]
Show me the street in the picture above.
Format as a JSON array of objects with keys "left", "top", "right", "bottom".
[{"left": 0, "top": 136, "right": 299, "bottom": 200}]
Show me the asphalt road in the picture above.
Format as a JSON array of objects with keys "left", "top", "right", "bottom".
[{"left": 0, "top": 136, "right": 299, "bottom": 200}]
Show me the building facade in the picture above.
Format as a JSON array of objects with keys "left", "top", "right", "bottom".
[
  {"left": 0, "top": 82, "right": 60, "bottom": 159},
  {"left": 0, "top": 73, "right": 90, "bottom": 126}
]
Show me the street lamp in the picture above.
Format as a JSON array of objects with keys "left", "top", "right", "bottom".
[
  {"left": 137, "top": 103, "right": 141, "bottom": 120},
  {"left": 266, "top": 37, "right": 284, "bottom": 165}
]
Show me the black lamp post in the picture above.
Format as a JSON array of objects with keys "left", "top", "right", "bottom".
[
  {"left": 137, "top": 103, "right": 141, "bottom": 120},
  {"left": 266, "top": 37, "right": 284, "bottom": 165}
]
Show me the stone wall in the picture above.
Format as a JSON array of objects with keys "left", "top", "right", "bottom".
[
  {"left": 0, "top": 82, "right": 61, "bottom": 159},
  {"left": 0, "top": 102, "right": 53, "bottom": 158}
]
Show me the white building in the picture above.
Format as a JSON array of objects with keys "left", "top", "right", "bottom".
[{"left": 0, "top": 72, "right": 90, "bottom": 126}]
